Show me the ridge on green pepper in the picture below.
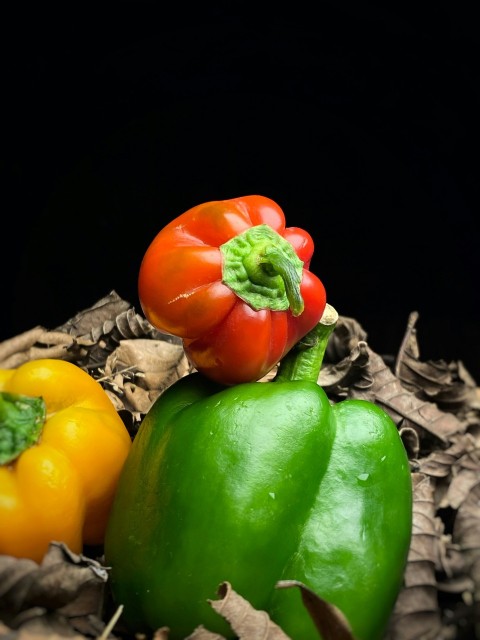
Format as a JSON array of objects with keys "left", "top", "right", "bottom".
[
  {"left": 105, "top": 304, "right": 413, "bottom": 640},
  {"left": 138, "top": 195, "right": 327, "bottom": 385}
]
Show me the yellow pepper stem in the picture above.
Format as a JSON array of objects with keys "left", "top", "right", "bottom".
[{"left": 0, "top": 392, "right": 46, "bottom": 465}]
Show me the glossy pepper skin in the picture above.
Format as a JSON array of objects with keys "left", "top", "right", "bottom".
[
  {"left": 138, "top": 195, "right": 327, "bottom": 385},
  {"left": 0, "top": 359, "right": 132, "bottom": 563},
  {"left": 105, "top": 306, "right": 413, "bottom": 640}
]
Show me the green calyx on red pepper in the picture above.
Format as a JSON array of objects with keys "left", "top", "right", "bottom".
[
  {"left": 220, "top": 224, "right": 304, "bottom": 315},
  {"left": 105, "top": 304, "right": 413, "bottom": 640},
  {"left": 137, "top": 195, "right": 327, "bottom": 385}
]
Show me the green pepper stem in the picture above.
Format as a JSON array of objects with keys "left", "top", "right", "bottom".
[{"left": 274, "top": 304, "right": 338, "bottom": 383}]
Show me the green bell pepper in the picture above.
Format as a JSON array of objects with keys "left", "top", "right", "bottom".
[{"left": 105, "top": 305, "right": 412, "bottom": 640}]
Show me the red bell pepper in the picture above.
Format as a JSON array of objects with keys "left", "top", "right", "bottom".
[{"left": 138, "top": 195, "right": 327, "bottom": 384}]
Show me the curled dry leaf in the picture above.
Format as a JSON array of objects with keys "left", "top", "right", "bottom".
[
  {"left": 0, "top": 612, "right": 90, "bottom": 639},
  {"left": 208, "top": 582, "right": 291, "bottom": 640},
  {"left": 320, "top": 352, "right": 464, "bottom": 453},
  {"left": 451, "top": 479, "right": 480, "bottom": 615},
  {"left": 324, "top": 314, "right": 368, "bottom": 362},
  {"left": 319, "top": 340, "right": 372, "bottom": 394},
  {"left": 275, "top": 580, "right": 355, "bottom": 640},
  {"left": 349, "top": 346, "right": 465, "bottom": 447},
  {"left": 53, "top": 290, "right": 132, "bottom": 337},
  {"left": 185, "top": 625, "right": 226, "bottom": 639},
  {"left": 0, "top": 542, "right": 108, "bottom": 639},
  {"left": 153, "top": 628, "right": 175, "bottom": 640},
  {"left": 322, "top": 311, "right": 468, "bottom": 447},
  {"left": 0, "top": 326, "right": 76, "bottom": 369},
  {"left": 99, "top": 337, "right": 192, "bottom": 429},
  {"left": 399, "top": 426, "right": 421, "bottom": 460},
  {"left": 385, "top": 473, "right": 450, "bottom": 640},
  {"left": 414, "top": 434, "right": 478, "bottom": 509},
  {"left": 395, "top": 311, "right": 478, "bottom": 414},
  {"left": 439, "top": 442, "right": 480, "bottom": 511}
]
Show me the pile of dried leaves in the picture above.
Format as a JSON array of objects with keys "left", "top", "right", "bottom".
[{"left": 0, "top": 291, "right": 478, "bottom": 640}]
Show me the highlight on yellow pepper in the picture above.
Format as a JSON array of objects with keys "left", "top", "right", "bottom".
[{"left": 0, "top": 358, "right": 132, "bottom": 563}]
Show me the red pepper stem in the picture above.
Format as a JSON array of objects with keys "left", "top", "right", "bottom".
[
  {"left": 258, "top": 247, "right": 304, "bottom": 316},
  {"left": 274, "top": 304, "right": 338, "bottom": 384},
  {"left": 220, "top": 224, "right": 305, "bottom": 315}
]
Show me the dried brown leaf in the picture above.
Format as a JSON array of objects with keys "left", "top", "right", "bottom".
[
  {"left": 442, "top": 450, "right": 480, "bottom": 510},
  {"left": 208, "top": 582, "right": 291, "bottom": 640},
  {"left": 275, "top": 580, "right": 355, "bottom": 640},
  {"left": 54, "top": 290, "right": 132, "bottom": 337},
  {"left": 318, "top": 341, "right": 372, "bottom": 394},
  {"left": 399, "top": 426, "right": 421, "bottom": 460},
  {"left": 348, "top": 347, "right": 465, "bottom": 446},
  {"left": 385, "top": 473, "right": 446, "bottom": 640},
  {"left": 415, "top": 434, "right": 480, "bottom": 510},
  {"left": 453, "top": 479, "right": 480, "bottom": 601},
  {"left": 416, "top": 434, "right": 476, "bottom": 479},
  {"left": 186, "top": 625, "right": 226, "bottom": 639},
  {"left": 0, "top": 610, "right": 90, "bottom": 638},
  {"left": 324, "top": 314, "right": 368, "bottom": 362},
  {"left": 321, "top": 310, "right": 470, "bottom": 448},
  {"left": 0, "top": 327, "right": 46, "bottom": 366},
  {"left": 0, "top": 542, "right": 108, "bottom": 638},
  {"left": 0, "top": 328, "right": 76, "bottom": 369},
  {"left": 395, "top": 311, "right": 478, "bottom": 413},
  {"left": 98, "top": 338, "right": 192, "bottom": 429}
]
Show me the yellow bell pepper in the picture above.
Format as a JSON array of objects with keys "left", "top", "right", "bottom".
[{"left": 0, "top": 358, "right": 132, "bottom": 562}]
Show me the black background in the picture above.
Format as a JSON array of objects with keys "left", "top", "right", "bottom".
[{"left": 3, "top": 5, "right": 479, "bottom": 381}]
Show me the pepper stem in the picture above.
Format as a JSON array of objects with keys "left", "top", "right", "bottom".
[
  {"left": 220, "top": 224, "right": 305, "bottom": 316},
  {"left": 258, "top": 246, "right": 304, "bottom": 316},
  {"left": 0, "top": 392, "right": 46, "bottom": 465},
  {"left": 274, "top": 304, "right": 338, "bottom": 383}
]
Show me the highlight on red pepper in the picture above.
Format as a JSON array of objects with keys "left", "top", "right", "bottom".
[{"left": 138, "top": 195, "right": 327, "bottom": 384}]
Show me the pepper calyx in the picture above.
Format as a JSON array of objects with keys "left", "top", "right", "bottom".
[
  {"left": 220, "top": 224, "right": 304, "bottom": 315},
  {"left": 0, "top": 392, "right": 46, "bottom": 465}
]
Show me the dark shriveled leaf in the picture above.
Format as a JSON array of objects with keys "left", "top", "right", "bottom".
[
  {"left": 99, "top": 337, "right": 191, "bottom": 427},
  {"left": 0, "top": 611, "right": 89, "bottom": 639},
  {"left": 275, "top": 580, "right": 355, "bottom": 640},
  {"left": 417, "top": 433, "right": 480, "bottom": 509},
  {"left": 185, "top": 625, "right": 227, "bottom": 639},
  {"left": 324, "top": 314, "right": 368, "bottom": 362},
  {"left": 347, "top": 347, "right": 466, "bottom": 446},
  {"left": 385, "top": 474, "right": 448, "bottom": 640},
  {"left": 450, "top": 480, "right": 480, "bottom": 624},
  {"left": 208, "top": 582, "right": 291, "bottom": 639},
  {"left": 395, "top": 311, "right": 478, "bottom": 413},
  {"left": 0, "top": 542, "right": 108, "bottom": 638},
  {"left": 319, "top": 341, "right": 372, "bottom": 393}
]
